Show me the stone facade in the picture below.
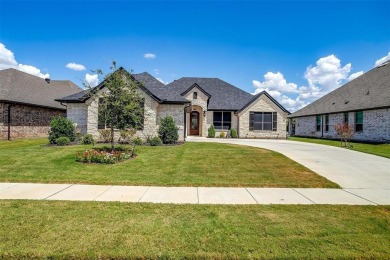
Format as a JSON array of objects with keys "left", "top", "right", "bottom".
[
  {"left": 157, "top": 104, "right": 185, "bottom": 141},
  {"left": 183, "top": 87, "right": 208, "bottom": 137},
  {"left": 0, "top": 102, "right": 65, "bottom": 139},
  {"left": 293, "top": 108, "right": 390, "bottom": 142},
  {"left": 237, "top": 95, "right": 288, "bottom": 139}
]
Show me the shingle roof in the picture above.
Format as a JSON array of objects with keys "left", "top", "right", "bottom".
[
  {"left": 288, "top": 62, "right": 390, "bottom": 118},
  {"left": 0, "top": 68, "right": 82, "bottom": 110},
  {"left": 164, "top": 77, "right": 254, "bottom": 110},
  {"left": 237, "top": 91, "right": 290, "bottom": 114}
]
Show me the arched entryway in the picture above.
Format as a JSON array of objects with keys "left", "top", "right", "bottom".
[{"left": 190, "top": 111, "right": 200, "bottom": 135}]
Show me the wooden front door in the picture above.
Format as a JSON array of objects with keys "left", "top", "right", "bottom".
[{"left": 190, "top": 111, "right": 200, "bottom": 135}]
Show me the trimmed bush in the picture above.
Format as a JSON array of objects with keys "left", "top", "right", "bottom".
[
  {"left": 230, "top": 129, "right": 238, "bottom": 138},
  {"left": 158, "top": 116, "right": 179, "bottom": 144},
  {"left": 56, "top": 136, "right": 70, "bottom": 146},
  {"left": 149, "top": 136, "right": 162, "bottom": 146},
  {"left": 208, "top": 125, "right": 216, "bottom": 138},
  {"left": 132, "top": 137, "right": 143, "bottom": 146},
  {"left": 219, "top": 131, "right": 226, "bottom": 138},
  {"left": 81, "top": 134, "right": 95, "bottom": 145},
  {"left": 119, "top": 128, "right": 136, "bottom": 144},
  {"left": 48, "top": 116, "right": 76, "bottom": 144},
  {"left": 98, "top": 129, "right": 111, "bottom": 143}
]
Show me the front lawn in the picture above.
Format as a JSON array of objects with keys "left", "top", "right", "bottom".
[
  {"left": 289, "top": 136, "right": 390, "bottom": 158},
  {"left": 0, "top": 138, "right": 338, "bottom": 188},
  {"left": 0, "top": 200, "right": 389, "bottom": 258}
]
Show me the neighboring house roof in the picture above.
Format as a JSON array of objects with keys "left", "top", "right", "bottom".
[
  {"left": 289, "top": 62, "right": 390, "bottom": 118},
  {"left": 164, "top": 77, "right": 254, "bottom": 110},
  {"left": 236, "top": 91, "right": 290, "bottom": 114},
  {"left": 0, "top": 68, "right": 82, "bottom": 110}
]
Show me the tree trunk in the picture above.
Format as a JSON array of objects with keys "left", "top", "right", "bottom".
[{"left": 111, "top": 127, "right": 115, "bottom": 152}]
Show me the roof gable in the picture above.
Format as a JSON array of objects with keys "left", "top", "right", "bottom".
[
  {"left": 289, "top": 63, "right": 390, "bottom": 118},
  {"left": 236, "top": 91, "right": 290, "bottom": 114},
  {"left": 181, "top": 83, "right": 211, "bottom": 98}
]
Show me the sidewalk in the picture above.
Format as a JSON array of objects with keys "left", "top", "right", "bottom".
[{"left": 1, "top": 183, "right": 389, "bottom": 205}]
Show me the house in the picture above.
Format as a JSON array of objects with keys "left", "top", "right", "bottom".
[
  {"left": 288, "top": 61, "right": 390, "bottom": 143},
  {"left": 57, "top": 68, "right": 290, "bottom": 141},
  {"left": 0, "top": 68, "right": 82, "bottom": 140}
]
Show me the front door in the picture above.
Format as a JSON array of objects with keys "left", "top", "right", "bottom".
[{"left": 190, "top": 111, "right": 200, "bottom": 135}]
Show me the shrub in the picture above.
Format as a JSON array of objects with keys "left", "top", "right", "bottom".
[
  {"left": 230, "top": 129, "right": 238, "bottom": 138},
  {"left": 48, "top": 116, "right": 76, "bottom": 144},
  {"left": 334, "top": 123, "right": 354, "bottom": 147},
  {"left": 119, "top": 128, "right": 136, "bottom": 144},
  {"left": 149, "top": 136, "right": 162, "bottom": 146},
  {"left": 219, "top": 131, "right": 226, "bottom": 138},
  {"left": 98, "top": 129, "right": 111, "bottom": 143},
  {"left": 208, "top": 125, "right": 216, "bottom": 138},
  {"left": 158, "top": 116, "right": 179, "bottom": 144},
  {"left": 132, "top": 137, "right": 143, "bottom": 146},
  {"left": 76, "top": 147, "right": 133, "bottom": 164},
  {"left": 56, "top": 136, "right": 70, "bottom": 146},
  {"left": 81, "top": 134, "right": 95, "bottom": 145}
]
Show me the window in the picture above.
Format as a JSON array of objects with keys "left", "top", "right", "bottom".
[
  {"left": 193, "top": 92, "right": 197, "bottom": 99},
  {"left": 316, "top": 115, "right": 321, "bottom": 131},
  {"left": 249, "top": 112, "right": 277, "bottom": 131},
  {"left": 325, "top": 114, "right": 329, "bottom": 132},
  {"left": 213, "top": 111, "right": 231, "bottom": 130},
  {"left": 344, "top": 112, "right": 349, "bottom": 124},
  {"left": 355, "top": 111, "right": 363, "bottom": 132}
]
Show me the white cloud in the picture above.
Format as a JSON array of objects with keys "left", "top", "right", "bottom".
[
  {"left": 348, "top": 71, "right": 364, "bottom": 81},
  {"left": 304, "top": 54, "right": 351, "bottom": 92},
  {"left": 154, "top": 69, "right": 160, "bottom": 74},
  {"left": 0, "top": 43, "right": 50, "bottom": 78},
  {"left": 144, "top": 53, "right": 156, "bottom": 59},
  {"left": 84, "top": 73, "right": 99, "bottom": 87},
  {"left": 66, "top": 62, "right": 86, "bottom": 71},
  {"left": 252, "top": 72, "right": 299, "bottom": 93},
  {"left": 374, "top": 52, "right": 390, "bottom": 67}
]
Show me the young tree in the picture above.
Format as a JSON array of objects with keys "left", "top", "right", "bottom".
[
  {"left": 334, "top": 123, "right": 354, "bottom": 147},
  {"left": 90, "top": 62, "right": 144, "bottom": 151}
]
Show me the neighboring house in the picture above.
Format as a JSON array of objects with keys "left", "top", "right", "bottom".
[
  {"left": 57, "top": 68, "right": 290, "bottom": 141},
  {"left": 0, "top": 68, "right": 81, "bottom": 140},
  {"left": 288, "top": 61, "right": 390, "bottom": 143}
]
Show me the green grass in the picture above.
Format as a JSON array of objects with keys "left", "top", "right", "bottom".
[
  {"left": 290, "top": 136, "right": 390, "bottom": 159},
  {"left": 0, "top": 200, "right": 389, "bottom": 258},
  {"left": 0, "top": 138, "right": 338, "bottom": 188}
]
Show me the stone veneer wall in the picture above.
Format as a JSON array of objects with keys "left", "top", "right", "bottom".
[
  {"left": 0, "top": 102, "right": 65, "bottom": 139},
  {"left": 237, "top": 95, "right": 288, "bottom": 139},
  {"left": 157, "top": 104, "right": 185, "bottom": 141},
  {"left": 293, "top": 108, "right": 390, "bottom": 142}
]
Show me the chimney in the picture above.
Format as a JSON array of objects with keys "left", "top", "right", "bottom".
[{"left": 45, "top": 78, "right": 50, "bottom": 83}]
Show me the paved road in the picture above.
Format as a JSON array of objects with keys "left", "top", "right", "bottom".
[
  {"left": 1, "top": 183, "right": 389, "bottom": 205},
  {"left": 187, "top": 137, "right": 390, "bottom": 189}
]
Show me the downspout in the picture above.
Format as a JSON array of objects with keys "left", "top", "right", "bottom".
[
  {"left": 60, "top": 102, "right": 67, "bottom": 117},
  {"left": 184, "top": 109, "right": 187, "bottom": 141},
  {"left": 7, "top": 103, "right": 14, "bottom": 141}
]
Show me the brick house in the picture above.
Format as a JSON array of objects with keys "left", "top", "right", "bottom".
[
  {"left": 57, "top": 68, "right": 290, "bottom": 140},
  {"left": 0, "top": 68, "right": 81, "bottom": 140},
  {"left": 288, "top": 61, "right": 390, "bottom": 143}
]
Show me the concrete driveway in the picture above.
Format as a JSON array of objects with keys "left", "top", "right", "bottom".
[{"left": 187, "top": 137, "right": 390, "bottom": 189}]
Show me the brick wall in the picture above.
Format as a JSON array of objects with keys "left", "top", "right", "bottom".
[
  {"left": 0, "top": 102, "right": 65, "bottom": 139},
  {"left": 237, "top": 95, "right": 288, "bottom": 139},
  {"left": 293, "top": 108, "right": 390, "bottom": 142}
]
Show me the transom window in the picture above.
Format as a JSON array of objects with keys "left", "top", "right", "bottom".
[
  {"left": 355, "top": 111, "right": 363, "bottom": 132},
  {"left": 213, "top": 111, "right": 231, "bottom": 130},
  {"left": 249, "top": 112, "right": 277, "bottom": 131},
  {"left": 316, "top": 115, "right": 321, "bottom": 131},
  {"left": 193, "top": 92, "right": 197, "bottom": 99}
]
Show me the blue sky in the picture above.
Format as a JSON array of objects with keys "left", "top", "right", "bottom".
[{"left": 0, "top": 0, "right": 389, "bottom": 111}]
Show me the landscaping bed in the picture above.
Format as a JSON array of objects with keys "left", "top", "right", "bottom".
[{"left": 0, "top": 138, "right": 338, "bottom": 187}]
